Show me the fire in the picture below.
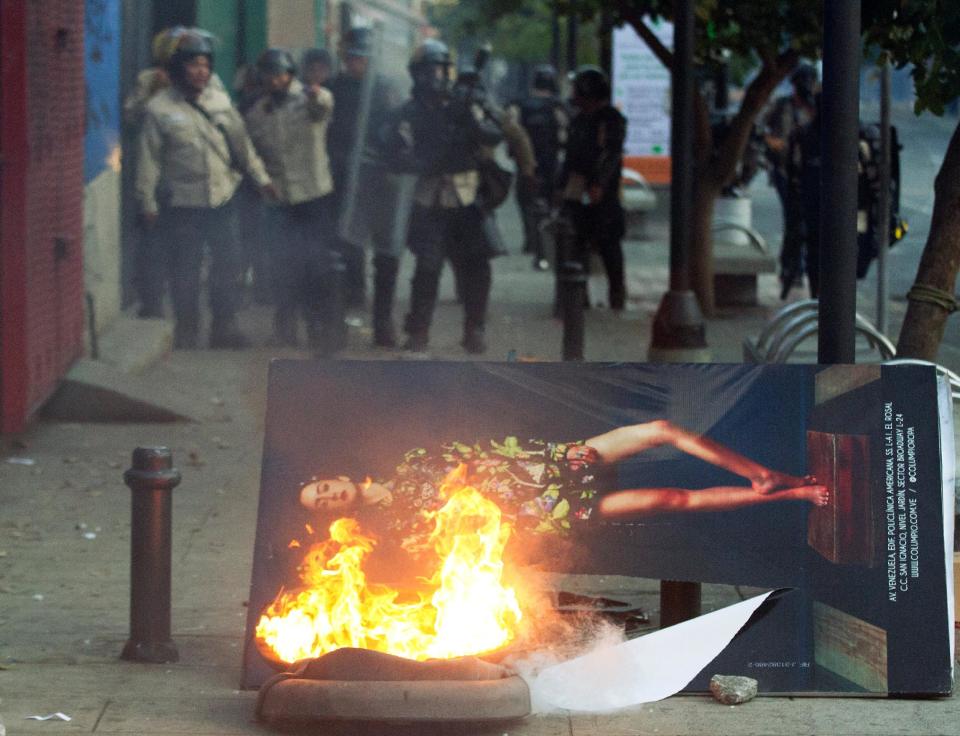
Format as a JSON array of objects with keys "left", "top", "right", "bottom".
[{"left": 255, "top": 466, "right": 523, "bottom": 664}]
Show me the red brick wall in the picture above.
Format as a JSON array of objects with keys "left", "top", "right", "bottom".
[{"left": 0, "top": 0, "right": 86, "bottom": 433}]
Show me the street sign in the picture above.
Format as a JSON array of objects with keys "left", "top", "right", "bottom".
[{"left": 612, "top": 20, "right": 673, "bottom": 183}]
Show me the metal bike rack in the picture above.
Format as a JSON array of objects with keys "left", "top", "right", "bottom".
[
  {"left": 743, "top": 299, "right": 896, "bottom": 363},
  {"left": 746, "top": 301, "right": 960, "bottom": 401}
]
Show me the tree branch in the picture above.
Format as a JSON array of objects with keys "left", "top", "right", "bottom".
[
  {"left": 621, "top": 6, "right": 673, "bottom": 69},
  {"left": 710, "top": 49, "right": 798, "bottom": 188}
]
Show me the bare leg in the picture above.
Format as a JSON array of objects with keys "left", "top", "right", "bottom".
[
  {"left": 598, "top": 483, "right": 829, "bottom": 517},
  {"left": 585, "top": 420, "right": 812, "bottom": 494}
]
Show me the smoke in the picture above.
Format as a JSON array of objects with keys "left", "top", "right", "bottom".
[{"left": 500, "top": 606, "right": 627, "bottom": 714}]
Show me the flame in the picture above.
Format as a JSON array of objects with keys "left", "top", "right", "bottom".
[{"left": 255, "top": 466, "right": 523, "bottom": 664}]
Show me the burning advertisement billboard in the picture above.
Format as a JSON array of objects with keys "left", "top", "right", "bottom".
[{"left": 242, "top": 361, "right": 955, "bottom": 699}]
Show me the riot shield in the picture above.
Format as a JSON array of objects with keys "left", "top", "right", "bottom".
[
  {"left": 336, "top": 21, "right": 416, "bottom": 257},
  {"left": 340, "top": 161, "right": 417, "bottom": 258}
]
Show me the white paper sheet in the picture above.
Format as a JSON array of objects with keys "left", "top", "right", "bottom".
[{"left": 528, "top": 590, "right": 774, "bottom": 712}]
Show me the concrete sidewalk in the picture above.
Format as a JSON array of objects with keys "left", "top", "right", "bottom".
[{"left": 0, "top": 191, "right": 957, "bottom": 735}]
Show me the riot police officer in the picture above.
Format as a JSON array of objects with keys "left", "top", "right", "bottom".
[
  {"left": 787, "top": 91, "right": 823, "bottom": 298},
  {"left": 327, "top": 27, "right": 404, "bottom": 347},
  {"left": 244, "top": 48, "right": 346, "bottom": 356},
  {"left": 135, "top": 30, "right": 275, "bottom": 349},
  {"left": 301, "top": 47, "right": 333, "bottom": 89},
  {"left": 559, "top": 66, "right": 627, "bottom": 311},
  {"left": 514, "top": 64, "right": 567, "bottom": 270},
  {"left": 764, "top": 62, "right": 818, "bottom": 298},
  {"left": 382, "top": 39, "right": 503, "bottom": 354},
  {"left": 327, "top": 27, "right": 397, "bottom": 315}
]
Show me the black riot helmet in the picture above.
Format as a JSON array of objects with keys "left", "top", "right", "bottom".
[
  {"left": 344, "top": 27, "right": 374, "bottom": 58},
  {"left": 409, "top": 38, "right": 452, "bottom": 96},
  {"left": 571, "top": 65, "right": 610, "bottom": 102},
  {"left": 791, "top": 62, "right": 819, "bottom": 103},
  {"left": 532, "top": 64, "right": 558, "bottom": 93},
  {"left": 256, "top": 48, "right": 296, "bottom": 77},
  {"left": 166, "top": 30, "right": 215, "bottom": 85},
  {"left": 302, "top": 47, "right": 332, "bottom": 68}
]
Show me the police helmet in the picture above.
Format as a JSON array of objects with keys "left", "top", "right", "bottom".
[
  {"left": 791, "top": 62, "right": 818, "bottom": 90},
  {"left": 166, "top": 29, "right": 215, "bottom": 77},
  {"left": 257, "top": 48, "right": 296, "bottom": 77},
  {"left": 151, "top": 26, "right": 187, "bottom": 66},
  {"left": 532, "top": 64, "right": 558, "bottom": 93},
  {"left": 571, "top": 65, "right": 610, "bottom": 101},
  {"left": 344, "top": 27, "right": 373, "bottom": 58},
  {"left": 302, "top": 47, "right": 332, "bottom": 69},
  {"left": 409, "top": 39, "right": 452, "bottom": 95}
]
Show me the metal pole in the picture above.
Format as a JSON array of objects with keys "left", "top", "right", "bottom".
[
  {"left": 561, "top": 260, "right": 586, "bottom": 361},
  {"left": 818, "top": 1, "right": 861, "bottom": 364},
  {"left": 659, "top": 580, "right": 702, "bottom": 628},
  {"left": 876, "top": 62, "right": 892, "bottom": 335},
  {"left": 566, "top": 7, "right": 578, "bottom": 74},
  {"left": 668, "top": 3, "right": 694, "bottom": 293},
  {"left": 648, "top": 0, "right": 708, "bottom": 362},
  {"left": 121, "top": 447, "right": 181, "bottom": 663},
  {"left": 554, "top": 214, "right": 585, "bottom": 360},
  {"left": 551, "top": 3, "right": 561, "bottom": 72},
  {"left": 655, "top": 0, "right": 702, "bottom": 623}
]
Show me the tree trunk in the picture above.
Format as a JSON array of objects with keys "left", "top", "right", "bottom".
[
  {"left": 624, "top": 14, "right": 796, "bottom": 313},
  {"left": 690, "top": 178, "right": 720, "bottom": 313},
  {"left": 686, "top": 63, "right": 786, "bottom": 314},
  {"left": 895, "top": 120, "right": 960, "bottom": 359}
]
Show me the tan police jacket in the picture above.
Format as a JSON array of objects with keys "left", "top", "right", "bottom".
[
  {"left": 135, "top": 83, "right": 270, "bottom": 215},
  {"left": 243, "top": 79, "right": 335, "bottom": 206},
  {"left": 123, "top": 69, "right": 226, "bottom": 127}
]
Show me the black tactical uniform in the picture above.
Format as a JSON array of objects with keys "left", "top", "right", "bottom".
[
  {"left": 382, "top": 39, "right": 503, "bottom": 354},
  {"left": 560, "top": 66, "right": 627, "bottom": 310},
  {"left": 763, "top": 63, "right": 818, "bottom": 298},
  {"left": 515, "top": 65, "right": 566, "bottom": 267},
  {"left": 787, "top": 93, "right": 822, "bottom": 298}
]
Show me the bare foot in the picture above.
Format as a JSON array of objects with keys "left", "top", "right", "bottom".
[
  {"left": 784, "top": 484, "right": 830, "bottom": 507},
  {"left": 752, "top": 471, "right": 817, "bottom": 495}
]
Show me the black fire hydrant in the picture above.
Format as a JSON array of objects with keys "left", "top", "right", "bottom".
[{"left": 121, "top": 446, "right": 181, "bottom": 663}]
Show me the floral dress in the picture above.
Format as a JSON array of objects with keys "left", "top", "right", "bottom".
[{"left": 372, "top": 437, "right": 601, "bottom": 552}]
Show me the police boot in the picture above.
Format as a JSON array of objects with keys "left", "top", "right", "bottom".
[
  {"left": 403, "top": 268, "right": 440, "bottom": 353},
  {"left": 271, "top": 308, "right": 298, "bottom": 347},
  {"left": 461, "top": 325, "right": 487, "bottom": 355},
  {"left": 461, "top": 259, "right": 491, "bottom": 355},
  {"left": 372, "top": 255, "right": 399, "bottom": 348},
  {"left": 172, "top": 313, "right": 199, "bottom": 350},
  {"left": 173, "top": 325, "right": 198, "bottom": 350}
]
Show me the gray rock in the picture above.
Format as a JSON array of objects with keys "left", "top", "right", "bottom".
[{"left": 709, "top": 674, "right": 758, "bottom": 705}]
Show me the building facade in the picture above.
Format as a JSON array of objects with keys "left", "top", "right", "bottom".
[
  {"left": 0, "top": 0, "right": 432, "bottom": 432},
  {"left": 0, "top": 1, "right": 87, "bottom": 433}
]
